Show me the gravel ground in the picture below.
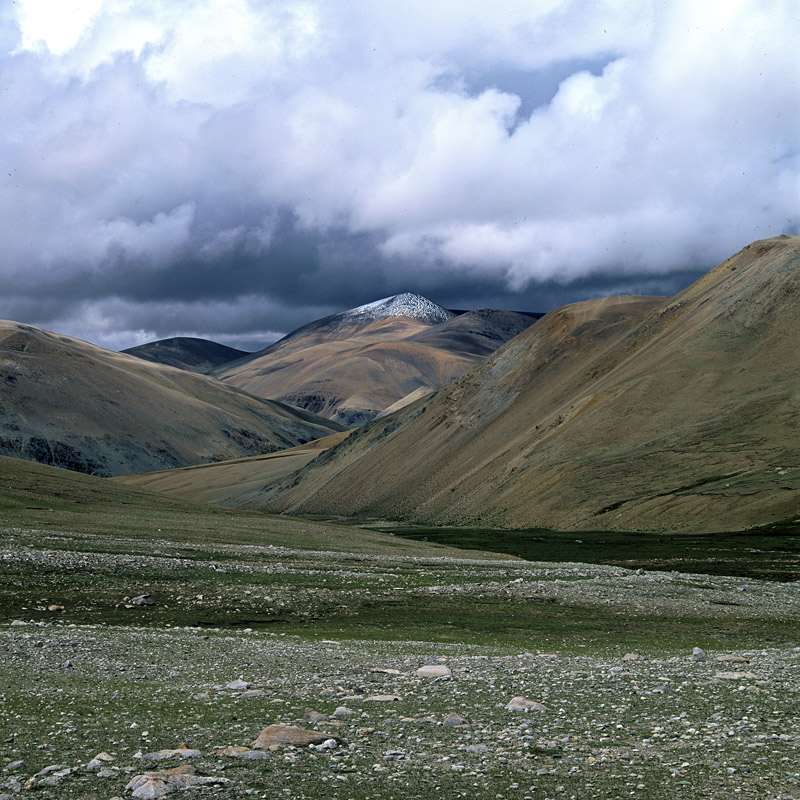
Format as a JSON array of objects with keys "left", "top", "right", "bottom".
[{"left": 2, "top": 582, "right": 800, "bottom": 798}]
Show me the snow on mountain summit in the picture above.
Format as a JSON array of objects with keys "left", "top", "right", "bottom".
[{"left": 343, "top": 293, "right": 454, "bottom": 325}]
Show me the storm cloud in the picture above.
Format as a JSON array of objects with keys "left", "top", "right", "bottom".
[{"left": 1, "top": 0, "right": 798, "bottom": 350}]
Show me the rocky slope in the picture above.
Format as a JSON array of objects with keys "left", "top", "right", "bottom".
[
  {"left": 214, "top": 295, "right": 537, "bottom": 425},
  {"left": 259, "top": 236, "right": 800, "bottom": 533},
  {"left": 0, "top": 323, "right": 343, "bottom": 476}
]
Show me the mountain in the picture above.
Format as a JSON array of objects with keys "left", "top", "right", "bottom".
[
  {"left": 122, "top": 337, "right": 250, "bottom": 373},
  {"left": 214, "top": 293, "right": 538, "bottom": 425},
  {"left": 257, "top": 236, "right": 800, "bottom": 533},
  {"left": 0, "top": 322, "right": 343, "bottom": 477}
]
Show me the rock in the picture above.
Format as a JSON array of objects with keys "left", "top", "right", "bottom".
[
  {"left": 252, "top": 724, "right": 346, "bottom": 749},
  {"left": 332, "top": 706, "right": 355, "bottom": 717},
  {"left": 416, "top": 665, "right": 452, "bottom": 678},
  {"left": 715, "top": 671, "right": 758, "bottom": 680},
  {"left": 140, "top": 747, "right": 202, "bottom": 761},
  {"left": 25, "top": 764, "right": 74, "bottom": 789},
  {"left": 622, "top": 653, "right": 642, "bottom": 661},
  {"left": 443, "top": 712, "right": 470, "bottom": 727},
  {"left": 311, "top": 738, "right": 339, "bottom": 750},
  {"left": 226, "top": 678, "right": 249, "bottom": 690},
  {"left": 364, "top": 694, "right": 402, "bottom": 702},
  {"left": 239, "top": 689, "right": 264, "bottom": 698},
  {"left": 303, "top": 708, "right": 329, "bottom": 724},
  {"left": 715, "top": 655, "right": 749, "bottom": 663},
  {"left": 47, "top": 604, "right": 63, "bottom": 612},
  {"left": 5, "top": 760, "right": 26, "bottom": 772},
  {"left": 217, "top": 746, "right": 268, "bottom": 759},
  {"left": 506, "top": 696, "right": 546, "bottom": 712},
  {"left": 371, "top": 668, "right": 403, "bottom": 675},
  {"left": 126, "top": 765, "right": 229, "bottom": 798},
  {"left": 691, "top": 647, "right": 708, "bottom": 662},
  {"left": 130, "top": 595, "right": 155, "bottom": 606},
  {"left": 466, "top": 744, "right": 489, "bottom": 754},
  {"left": 86, "top": 751, "right": 115, "bottom": 770}
]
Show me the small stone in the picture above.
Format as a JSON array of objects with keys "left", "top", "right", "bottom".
[
  {"left": 332, "top": 706, "right": 355, "bottom": 717},
  {"left": 239, "top": 689, "right": 264, "bottom": 699},
  {"left": 715, "top": 655, "right": 749, "bottom": 663},
  {"left": 47, "top": 604, "right": 64, "bottom": 612},
  {"left": 217, "top": 746, "right": 268, "bottom": 760},
  {"left": 715, "top": 671, "right": 758, "bottom": 680},
  {"left": 6, "top": 760, "right": 26, "bottom": 772},
  {"left": 416, "top": 665, "right": 452, "bottom": 678},
  {"left": 622, "top": 653, "right": 642, "bottom": 661},
  {"left": 131, "top": 595, "right": 155, "bottom": 606},
  {"left": 226, "top": 679, "right": 249, "bottom": 690},
  {"left": 465, "top": 744, "right": 489, "bottom": 754},
  {"left": 506, "top": 696, "right": 546, "bottom": 712},
  {"left": 86, "top": 752, "right": 115, "bottom": 771},
  {"left": 141, "top": 747, "right": 202, "bottom": 761},
  {"left": 443, "top": 712, "right": 470, "bottom": 727},
  {"left": 691, "top": 647, "right": 708, "bottom": 662},
  {"left": 364, "top": 694, "right": 402, "bottom": 702}
]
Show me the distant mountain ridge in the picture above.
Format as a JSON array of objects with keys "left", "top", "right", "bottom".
[
  {"left": 123, "top": 336, "right": 250, "bottom": 373},
  {"left": 213, "top": 294, "right": 539, "bottom": 425}
]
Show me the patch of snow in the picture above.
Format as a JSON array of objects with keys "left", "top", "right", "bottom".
[{"left": 343, "top": 293, "right": 454, "bottom": 324}]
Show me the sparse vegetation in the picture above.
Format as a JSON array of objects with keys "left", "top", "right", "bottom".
[{"left": 2, "top": 457, "right": 800, "bottom": 798}]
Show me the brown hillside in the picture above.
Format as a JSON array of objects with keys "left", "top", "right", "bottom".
[
  {"left": 260, "top": 236, "right": 800, "bottom": 533},
  {"left": 215, "top": 308, "right": 534, "bottom": 425},
  {"left": 0, "top": 322, "right": 343, "bottom": 477}
]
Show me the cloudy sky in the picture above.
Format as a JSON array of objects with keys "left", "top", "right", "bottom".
[{"left": 2, "top": 0, "right": 798, "bottom": 351}]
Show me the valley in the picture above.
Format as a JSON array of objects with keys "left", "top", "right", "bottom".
[{"left": 1, "top": 237, "right": 799, "bottom": 799}]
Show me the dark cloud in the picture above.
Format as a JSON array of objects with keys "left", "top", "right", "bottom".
[{"left": 1, "top": 1, "right": 797, "bottom": 350}]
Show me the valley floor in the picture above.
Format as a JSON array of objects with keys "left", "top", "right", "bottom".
[{"left": 2, "top": 523, "right": 800, "bottom": 799}]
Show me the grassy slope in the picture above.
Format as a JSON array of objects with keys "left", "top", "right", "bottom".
[{"left": 117, "top": 431, "right": 353, "bottom": 507}]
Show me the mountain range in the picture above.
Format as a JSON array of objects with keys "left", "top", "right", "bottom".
[
  {"left": 123, "top": 293, "right": 539, "bottom": 425},
  {"left": 123, "top": 235, "right": 800, "bottom": 534}
]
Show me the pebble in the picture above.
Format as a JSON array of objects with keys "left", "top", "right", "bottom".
[
  {"left": 226, "top": 678, "right": 249, "bottom": 690},
  {"left": 691, "top": 647, "right": 708, "bottom": 662}
]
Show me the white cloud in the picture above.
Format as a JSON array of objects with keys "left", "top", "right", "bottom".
[{"left": 2, "top": 0, "right": 798, "bottom": 344}]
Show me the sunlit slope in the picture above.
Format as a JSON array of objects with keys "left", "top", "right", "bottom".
[
  {"left": 262, "top": 236, "right": 800, "bottom": 533},
  {"left": 215, "top": 308, "right": 535, "bottom": 425},
  {"left": 118, "top": 430, "right": 353, "bottom": 507},
  {"left": 0, "top": 323, "right": 343, "bottom": 476},
  {"left": 0, "top": 456, "right": 505, "bottom": 558}
]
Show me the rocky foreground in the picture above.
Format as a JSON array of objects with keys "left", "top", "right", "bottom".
[{"left": 2, "top": 562, "right": 800, "bottom": 800}]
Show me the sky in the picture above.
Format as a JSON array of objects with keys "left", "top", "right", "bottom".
[{"left": 1, "top": 0, "right": 798, "bottom": 351}]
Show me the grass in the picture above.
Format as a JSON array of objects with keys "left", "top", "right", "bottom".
[{"left": 379, "top": 523, "right": 800, "bottom": 582}]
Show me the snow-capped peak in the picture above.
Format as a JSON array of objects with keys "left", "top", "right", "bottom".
[{"left": 343, "top": 293, "right": 454, "bottom": 325}]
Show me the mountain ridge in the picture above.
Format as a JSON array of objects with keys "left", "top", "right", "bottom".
[
  {"left": 256, "top": 235, "right": 800, "bottom": 533},
  {"left": 0, "top": 322, "right": 343, "bottom": 477}
]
